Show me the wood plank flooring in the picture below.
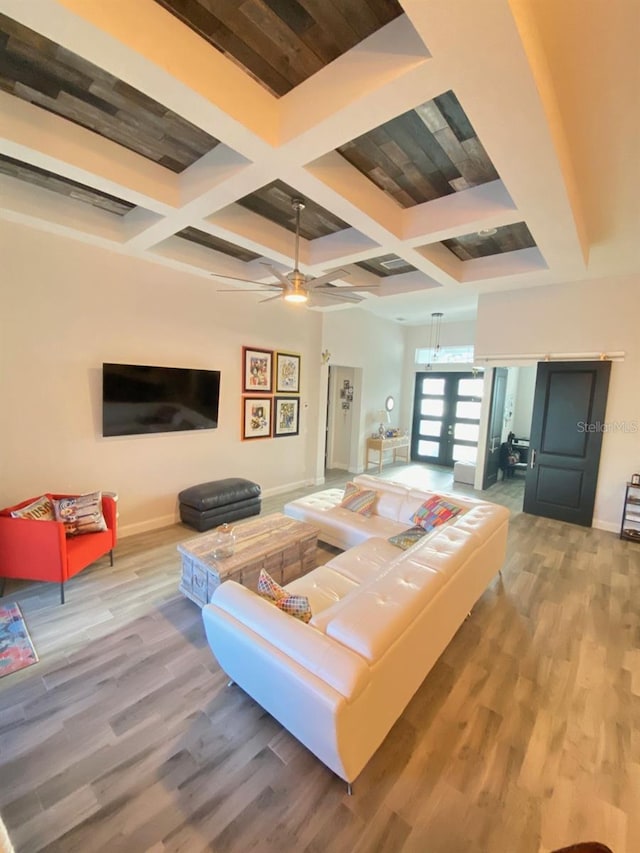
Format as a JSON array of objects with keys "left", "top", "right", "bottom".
[{"left": 0, "top": 466, "right": 638, "bottom": 853}]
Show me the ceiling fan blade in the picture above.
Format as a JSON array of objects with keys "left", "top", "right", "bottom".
[
  {"left": 259, "top": 293, "right": 283, "bottom": 303},
  {"left": 314, "top": 283, "right": 380, "bottom": 292},
  {"left": 210, "top": 272, "right": 280, "bottom": 287},
  {"left": 217, "top": 287, "right": 281, "bottom": 292},
  {"left": 260, "top": 262, "right": 291, "bottom": 288},
  {"left": 307, "top": 269, "right": 351, "bottom": 289},
  {"left": 311, "top": 290, "right": 362, "bottom": 304}
]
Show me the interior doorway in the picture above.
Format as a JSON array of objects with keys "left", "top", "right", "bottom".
[{"left": 325, "top": 365, "right": 361, "bottom": 474}]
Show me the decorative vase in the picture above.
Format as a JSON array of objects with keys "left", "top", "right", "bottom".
[{"left": 211, "top": 523, "right": 235, "bottom": 559}]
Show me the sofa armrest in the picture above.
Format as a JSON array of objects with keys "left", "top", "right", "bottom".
[
  {"left": 0, "top": 515, "right": 66, "bottom": 579},
  {"left": 101, "top": 495, "right": 117, "bottom": 546},
  {"left": 204, "top": 582, "right": 370, "bottom": 701}
]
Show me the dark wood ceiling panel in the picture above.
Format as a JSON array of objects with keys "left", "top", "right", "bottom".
[
  {"left": 236, "top": 180, "right": 350, "bottom": 240},
  {"left": 0, "top": 154, "right": 135, "bottom": 216},
  {"left": 153, "top": 0, "right": 404, "bottom": 97},
  {"left": 441, "top": 222, "right": 537, "bottom": 260},
  {"left": 356, "top": 254, "right": 417, "bottom": 277},
  {"left": 176, "top": 227, "right": 261, "bottom": 262},
  {"left": 0, "top": 13, "right": 219, "bottom": 173},
  {"left": 337, "top": 90, "right": 499, "bottom": 207}
]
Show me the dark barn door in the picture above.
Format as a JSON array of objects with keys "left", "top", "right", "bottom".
[{"left": 523, "top": 361, "right": 611, "bottom": 526}]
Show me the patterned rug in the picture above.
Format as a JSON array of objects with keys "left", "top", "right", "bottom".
[{"left": 0, "top": 602, "right": 39, "bottom": 677}]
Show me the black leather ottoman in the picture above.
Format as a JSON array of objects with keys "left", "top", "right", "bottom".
[{"left": 178, "top": 478, "right": 261, "bottom": 532}]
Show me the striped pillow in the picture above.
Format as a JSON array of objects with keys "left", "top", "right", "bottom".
[
  {"left": 340, "top": 481, "right": 378, "bottom": 517},
  {"left": 257, "top": 569, "right": 312, "bottom": 623},
  {"left": 410, "top": 494, "right": 463, "bottom": 531}
]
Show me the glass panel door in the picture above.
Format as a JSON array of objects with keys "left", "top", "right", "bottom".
[{"left": 411, "top": 371, "right": 483, "bottom": 466}]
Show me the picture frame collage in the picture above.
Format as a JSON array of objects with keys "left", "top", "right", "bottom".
[{"left": 242, "top": 347, "right": 301, "bottom": 440}]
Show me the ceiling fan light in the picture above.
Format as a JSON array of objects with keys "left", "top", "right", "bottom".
[
  {"left": 284, "top": 291, "right": 308, "bottom": 303},
  {"left": 283, "top": 275, "right": 308, "bottom": 303}
]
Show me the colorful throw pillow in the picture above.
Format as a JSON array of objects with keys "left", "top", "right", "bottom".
[
  {"left": 52, "top": 491, "right": 107, "bottom": 536},
  {"left": 388, "top": 525, "right": 428, "bottom": 550},
  {"left": 339, "top": 481, "right": 378, "bottom": 517},
  {"left": 410, "top": 494, "right": 464, "bottom": 532},
  {"left": 257, "top": 569, "right": 312, "bottom": 623},
  {"left": 10, "top": 495, "right": 55, "bottom": 521}
]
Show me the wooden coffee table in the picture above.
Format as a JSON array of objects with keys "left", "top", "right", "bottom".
[{"left": 178, "top": 512, "right": 318, "bottom": 607}]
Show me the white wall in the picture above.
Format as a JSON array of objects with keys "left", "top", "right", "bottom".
[
  {"left": 500, "top": 367, "right": 519, "bottom": 442},
  {"left": 512, "top": 365, "right": 536, "bottom": 438},
  {"left": 321, "top": 309, "right": 405, "bottom": 474},
  {"left": 1, "top": 221, "right": 324, "bottom": 535},
  {"left": 476, "top": 276, "right": 640, "bottom": 530}
]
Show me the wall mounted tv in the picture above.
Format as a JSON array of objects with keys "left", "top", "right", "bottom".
[{"left": 102, "top": 363, "right": 221, "bottom": 437}]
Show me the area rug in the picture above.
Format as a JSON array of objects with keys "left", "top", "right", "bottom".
[{"left": 0, "top": 602, "right": 39, "bottom": 677}]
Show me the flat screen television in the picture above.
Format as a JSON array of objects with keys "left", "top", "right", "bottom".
[{"left": 102, "top": 363, "right": 220, "bottom": 437}]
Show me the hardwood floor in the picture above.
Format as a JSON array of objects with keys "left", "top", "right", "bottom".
[{"left": 0, "top": 466, "right": 638, "bottom": 853}]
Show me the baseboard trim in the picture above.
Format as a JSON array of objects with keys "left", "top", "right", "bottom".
[
  {"left": 592, "top": 518, "right": 619, "bottom": 533},
  {"left": 119, "top": 513, "right": 177, "bottom": 538},
  {"left": 261, "top": 479, "right": 313, "bottom": 498}
]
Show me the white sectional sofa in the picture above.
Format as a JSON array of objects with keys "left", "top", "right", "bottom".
[{"left": 202, "top": 475, "right": 510, "bottom": 787}]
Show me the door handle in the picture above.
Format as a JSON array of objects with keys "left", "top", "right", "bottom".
[{"left": 530, "top": 449, "right": 536, "bottom": 469}]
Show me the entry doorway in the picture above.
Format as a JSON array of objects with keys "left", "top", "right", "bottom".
[{"left": 411, "top": 372, "right": 484, "bottom": 467}]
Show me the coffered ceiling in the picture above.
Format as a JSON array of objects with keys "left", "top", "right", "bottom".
[{"left": 0, "top": 0, "right": 637, "bottom": 324}]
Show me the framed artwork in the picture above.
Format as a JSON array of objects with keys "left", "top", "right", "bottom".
[
  {"left": 275, "top": 351, "right": 301, "bottom": 394},
  {"left": 243, "top": 347, "right": 273, "bottom": 393},
  {"left": 274, "top": 396, "right": 299, "bottom": 437},
  {"left": 242, "top": 397, "right": 272, "bottom": 439}
]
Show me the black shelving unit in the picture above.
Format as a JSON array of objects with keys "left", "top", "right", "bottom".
[{"left": 620, "top": 482, "right": 640, "bottom": 541}]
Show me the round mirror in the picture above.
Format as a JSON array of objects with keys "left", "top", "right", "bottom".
[{"left": 385, "top": 395, "right": 395, "bottom": 412}]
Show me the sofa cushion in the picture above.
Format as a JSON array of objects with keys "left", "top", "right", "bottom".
[
  {"left": 411, "top": 495, "right": 464, "bottom": 531},
  {"left": 286, "top": 565, "right": 359, "bottom": 614},
  {"left": 325, "top": 537, "right": 401, "bottom": 584},
  {"left": 52, "top": 492, "right": 107, "bottom": 536},
  {"left": 323, "top": 563, "right": 446, "bottom": 662},
  {"left": 340, "top": 482, "right": 377, "bottom": 517},
  {"left": 258, "top": 569, "right": 312, "bottom": 623},
  {"left": 10, "top": 495, "right": 55, "bottom": 521},
  {"left": 388, "top": 525, "right": 427, "bottom": 550}
]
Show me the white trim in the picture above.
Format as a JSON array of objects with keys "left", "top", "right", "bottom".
[
  {"left": 592, "top": 518, "right": 619, "bottom": 533},
  {"left": 119, "top": 513, "right": 177, "bottom": 538}
]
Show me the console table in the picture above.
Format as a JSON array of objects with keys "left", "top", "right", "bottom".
[
  {"left": 178, "top": 512, "right": 318, "bottom": 607},
  {"left": 365, "top": 435, "right": 410, "bottom": 473}
]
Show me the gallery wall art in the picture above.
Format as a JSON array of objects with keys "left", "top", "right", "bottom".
[
  {"left": 241, "top": 347, "right": 300, "bottom": 440},
  {"left": 243, "top": 347, "right": 273, "bottom": 393}
]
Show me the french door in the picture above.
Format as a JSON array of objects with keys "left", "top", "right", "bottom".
[{"left": 411, "top": 372, "right": 484, "bottom": 466}]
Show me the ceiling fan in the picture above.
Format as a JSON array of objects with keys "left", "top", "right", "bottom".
[{"left": 212, "top": 198, "right": 378, "bottom": 305}]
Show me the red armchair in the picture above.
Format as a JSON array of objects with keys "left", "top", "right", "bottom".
[{"left": 0, "top": 493, "right": 117, "bottom": 604}]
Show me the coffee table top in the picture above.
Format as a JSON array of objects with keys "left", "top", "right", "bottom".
[{"left": 177, "top": 512, "right": 318, "bottom": 579}]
